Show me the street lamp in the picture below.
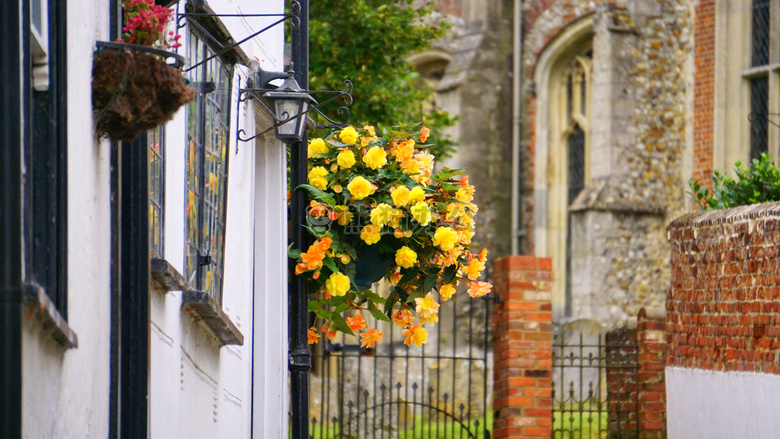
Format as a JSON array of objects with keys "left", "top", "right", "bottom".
[{"left": 264, "top": 72, "right": 315, "bottom": 143}]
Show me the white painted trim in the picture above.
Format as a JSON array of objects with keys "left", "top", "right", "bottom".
[{"left": 251, "top": 110, "right": 289, "bottom": 437}]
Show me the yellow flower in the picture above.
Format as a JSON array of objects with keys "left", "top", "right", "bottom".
[
  {"left": 308, "top": 138, "right": 329, "bottom": 157},
  {"left": 464, "top": 258, "right": 485, "bottom": 281},
  {"left": 439, "top": 284, "right": 456, "bottom": 301},
  {"left": 410, "top": 201, "right": 432, "bottom": 226},
  {"left": 360, "top": 225, "right": 382, "bottom": 245},
  {"left": 308, "top": 166, "right": 329, "bottom": 190},
  {"left": 455, "top": 188, "right": 472, "bottom": 203},
  {"left": 400, "top": 158, "right": 421, "bottom": 176},
  {"left": 363, "top": 146, "right": 388, "bottom": 170},
  {"left": 336, "top": 148, "right": 356, "bottom": 169},
  {"left": 403, "top": 324, "right": 428, "bottom": 347},
  {"left": 347, "top": 176, "right": 375, "bottom": 200},
  {"left": 409, "top": 186, "right": 426, "bottom": 203},
  {"left": 395, "top": 246, "right": 418, "bottom": 269},
  {"left": 339, "top": 126, "right": 359, "bottom": 144},
  {"left": 370, "top": 203, "right": 394, "bottom": 227},
  {"left": 326, "top": 272, "right": 351, "bottom": 297},
  {"left": 459, "top": 228, "right": 475, "bottom": 245},
  {"left": 433, "top": 227, "right": 459, "bottom": 251},
  {"left": 415, "top": 292, "right": 440, "bottom": 325},
  {"left": 335, "top": 205, "right": 353, "bottom": 226},
  {"left": 388, "top": 208, "right": 404, "bottom": 229},
  {"left": 391, "top": 186, "right": 412, "bottom": 207}
]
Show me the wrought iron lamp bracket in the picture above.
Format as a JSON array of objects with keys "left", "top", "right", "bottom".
[
  {"left": 235, "top": 77, "right": 354, "bottom": 143},
  {"left": 173, "top": 0, "right": 302, "bottom": 73}
]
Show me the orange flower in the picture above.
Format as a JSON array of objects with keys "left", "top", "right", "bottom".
[
  {"left": 478, "top": 248, "right": 488, "bottom": 263},
  {"left": 392, "top": 309, "right": 413, "bottom": 328},
  {"left": 389, "top": 271, "right": 403, "bottom": 286},
  {"left": 402, "top": 324, "right": 428, "bottom": 347},
  {"left": 346, "top": 313, "right": 366, "bottom": 331},
  {"left": 419, "top": 125, "right": 430, "bottom": 143},
  {"left": 360, "top": 328, "right": 383, "bottom": 348},
  {"left": 322, "top": 325, "right": 337, "bottom": 341},
  {"left": 294, "top": 263, "right": 307, "bottom": 275},
  {"left": 468, "top": 281, "right": 492, "bottom": 298},
  {"left": 308, "top": 329, "right": 320, "bottom": 344}
]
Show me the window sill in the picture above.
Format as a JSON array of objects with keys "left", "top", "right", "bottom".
[
  {"left": 151, "top": 258, "right": 189, "bottom": 292},
  {"left": 181, "top": 290, "right": 244, "bottom": 346},
  {"left": 22, "top": 283, "right": 78, "bottom": 349}
]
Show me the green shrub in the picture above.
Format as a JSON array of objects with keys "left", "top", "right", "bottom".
[{"left": 689, "top": 153, "right": 780, "bottom": 209}]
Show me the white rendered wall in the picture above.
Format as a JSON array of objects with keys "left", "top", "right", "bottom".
[
  {"left": 22, "top": 0, "right": 113, "bottom": 437},
  {"left": 149, "top": 1, "right": 287, "bottom": 437},
  {"left": 666, "top": 367, "right": 780, "bottom": 439}
]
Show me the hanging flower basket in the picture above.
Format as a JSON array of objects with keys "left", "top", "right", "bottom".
[
  {"left": 92, "top": 41, "right": 194, "bottom": 141},
  {"left": 291, "top": 124, "right": 493, "bottom": 349}
]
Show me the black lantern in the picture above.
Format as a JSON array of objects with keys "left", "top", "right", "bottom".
[{"left": 263, "top": 72, "right": 315, "bottom": 143}]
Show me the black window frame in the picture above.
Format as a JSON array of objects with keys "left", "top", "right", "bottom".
[
  {"left": 23, "top": 0, "right": 68, "bottom": 318},
  {"left": 184, "top": 27, "right": 233, "bottom": 304}
]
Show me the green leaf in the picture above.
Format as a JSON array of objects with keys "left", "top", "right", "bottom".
[
  {"left": 330, "top": 312, "right": 354, "bottom": 336},
  {"left": 384, "top": 290, "right": 399, "bottom": 316},
  {"left": 442, "top": 265, "right": 457, "bottom": 284},
  {"left": 323, "top": 257, "right": 339, "bottom": 275},
  {"left": 423, "top": 273, "right": 438, "bottom": 294},
  {"left": 362, "top": 289, "right": 386, "bottom": 304},
  {"left": 288, "top": 245, "right": 301, "bottom": 259},
  {"left": 368, "top": 301, "right": 391, "bottom": 322},
  {"left": 296, "top": 184, "right": 336, "bottom": 205}
]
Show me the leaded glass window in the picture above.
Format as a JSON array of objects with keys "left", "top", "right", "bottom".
[
  {"left": 561, "top": 52, "right": 591, "bottom": 318},
  {"left": 751, "top": 0, "right": 770, "bottom": 67},
  {"left": 750, "top": 77, "right": 769, "bottom": 161},
  {"left": 149, "top": 126, "right": 165, "bottom": 259},
  {"left": 185, "top": 30, "right": 232, "bottom": 302},
  {"left": 567, "top": 125, "right": 585, "bottom": 204}
]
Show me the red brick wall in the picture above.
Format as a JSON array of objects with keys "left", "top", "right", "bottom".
[
  {"left": 637, "top": 308, "right": 667, "bottom": 437},
  {"left": 493, "top": 256, "right": 554, "bottom": 439},
  {"left": 693, "top": 0, "right": 715, "bottom": 185},
  {"left": 668, "top": 202, "right": 780, "bottom": 374}
]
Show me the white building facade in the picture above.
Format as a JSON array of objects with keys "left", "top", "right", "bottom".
[{"left": 3, "top": 0, "right": 289, "bottom": 437}]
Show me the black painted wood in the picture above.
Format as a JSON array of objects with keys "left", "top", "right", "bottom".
[
  {"left": 118, "top": 135, "right": 150, "bottom": 438},
  {"left": 0, "top": 0, "right": 23, "bottom": 436}
]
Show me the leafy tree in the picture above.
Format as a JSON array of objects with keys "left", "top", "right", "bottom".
[
  {"left": 689, "top": 153, "right": 780, "bottom": 209},
  {"left": 308, "top": 0, "right": 456, "bottom": 159}
]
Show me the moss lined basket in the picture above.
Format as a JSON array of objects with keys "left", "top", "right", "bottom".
[{"left": 92, "top": 41, "right": 194, "bottom": 141}]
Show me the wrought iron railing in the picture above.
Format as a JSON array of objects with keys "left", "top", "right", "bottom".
[
  {"left": 308, "top": 291, "right": 494, "bottom": 439},
  {"left": 552, "top": 325, "right": 639, "bottom": 439}
]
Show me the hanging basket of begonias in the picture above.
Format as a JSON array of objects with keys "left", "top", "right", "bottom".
[
  {"left": 289, "top": 123, "right": 492, "bottom": 349},
  {"left": 92, "top": 0, "right": 194, "bottom": 141}
]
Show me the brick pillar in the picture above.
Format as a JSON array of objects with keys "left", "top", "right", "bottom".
[
  {"left": 493, "top": 256, "right": 553, "bottom": 439},
  {"left": 637, "top": 307, "right": 667, "bottom": 438},
  {"left": 605, "top": 326, "right": 638, "bottom": 433}
]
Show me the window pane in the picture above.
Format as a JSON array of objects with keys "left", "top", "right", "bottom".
[
  {"left": 148, "top": 126, "right": 165, "bottom": 259},
  {"left": 184, "top": 30, "right": 231, "bottom": 303},
  {"left": 752, "top": 0, "right": 770, "bottom": 67},
  {"left": 567, "top": 124, "right": 586, "bottom": 204},
  {"left": 750, "top": 76, "right": 769, "bottom": 162}
]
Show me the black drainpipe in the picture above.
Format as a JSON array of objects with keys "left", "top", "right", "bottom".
[
  {"left": 0, "top": 0, "right": 24, "bottom": 437},
  {"left": 289, "top": 0, "right": 311, "bottom": 437}
]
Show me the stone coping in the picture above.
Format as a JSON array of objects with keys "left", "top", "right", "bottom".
[{"left": 669, "top": 201, "right": 780, "bottom": 229}]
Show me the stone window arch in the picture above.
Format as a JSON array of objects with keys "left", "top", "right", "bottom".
[{"left": 532, "top": 17, "right": 594, "bottom": 320}]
